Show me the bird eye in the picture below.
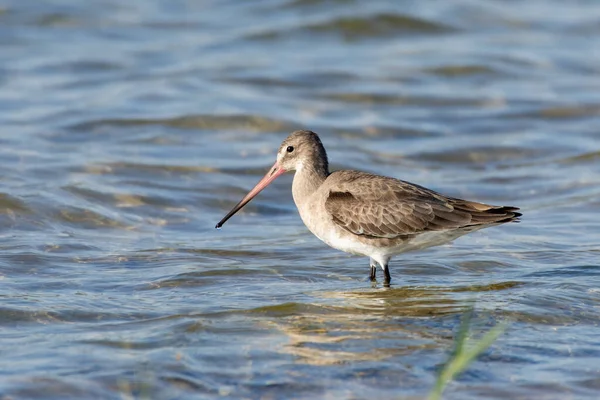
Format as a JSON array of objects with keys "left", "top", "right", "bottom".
[{"left": 286, "top": 146, "right": 294, "bottom": 153}]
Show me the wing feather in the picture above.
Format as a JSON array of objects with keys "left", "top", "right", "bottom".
[{"left": 324, "top": 171, "right": 520, "bottom": 239}]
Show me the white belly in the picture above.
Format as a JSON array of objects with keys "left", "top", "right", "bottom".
[{"left": 296, "top": 200, "right": 387, "bottom": 258}]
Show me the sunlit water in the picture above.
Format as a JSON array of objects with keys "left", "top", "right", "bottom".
[{"left": 1, "top": 0, "right": 600, "bottom": 399}]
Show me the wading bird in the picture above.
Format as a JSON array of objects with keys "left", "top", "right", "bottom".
[{"left": 216, "top": 130, "right": 521, "bottom": 285}]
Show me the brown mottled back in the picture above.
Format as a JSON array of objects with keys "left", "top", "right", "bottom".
[{"left": 324, "top": 170, "right": 521, "bottom": 239}]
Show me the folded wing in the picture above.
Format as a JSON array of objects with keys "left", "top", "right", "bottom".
[{"left": 324, "top": 171, "right": 520, "bottom": 239}]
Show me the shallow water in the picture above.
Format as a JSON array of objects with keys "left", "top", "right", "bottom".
[{"left": 1, "top": 0, "right": 600, "bottom": 399}]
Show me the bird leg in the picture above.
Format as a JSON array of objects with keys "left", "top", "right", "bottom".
[
  {"left": 369, "top": 258, "right": 377, "bottom": 281},
  {"left": 382, "top": 261, "right": 391, "bottom": 286}
]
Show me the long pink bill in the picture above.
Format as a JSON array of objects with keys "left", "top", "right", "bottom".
[{"left": 215, "top": 162, "right": 286, "bottom": 229}]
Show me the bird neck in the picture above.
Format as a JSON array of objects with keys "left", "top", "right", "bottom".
[{"left": 292, "top": 161, "right": 329, "bottom": 206}]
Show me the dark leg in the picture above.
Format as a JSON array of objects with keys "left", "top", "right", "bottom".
[
  {"left": 383, "top": 263, "right": 391, "bottom": 286},
  {"left": 369, "top": 258, "right": 377, "bottom": 281}
]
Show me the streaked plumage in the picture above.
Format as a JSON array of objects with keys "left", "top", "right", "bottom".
[{"left": 216, "top": 130, "right": 521, "bottom": 284}]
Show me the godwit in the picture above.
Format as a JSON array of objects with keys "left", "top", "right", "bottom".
[{"left": 216, "top": 130, "right": 521, "bottom": 284}]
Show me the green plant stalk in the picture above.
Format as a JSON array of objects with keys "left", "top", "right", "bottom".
[{"left": 428, "top": 312, "right": 507, "bottom": 400}]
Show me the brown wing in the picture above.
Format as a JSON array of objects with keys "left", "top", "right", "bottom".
[{"left": 324, "top": 171, "right": 520, "bottom": 239}]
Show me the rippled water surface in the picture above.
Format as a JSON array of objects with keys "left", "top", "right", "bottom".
[{"left": 1, "top": 1, "right": 600, "bottom": 399}]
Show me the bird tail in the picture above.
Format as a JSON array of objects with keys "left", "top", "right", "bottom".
[{"left": 454, "top": 201, "right": 522, "bottom": 225}]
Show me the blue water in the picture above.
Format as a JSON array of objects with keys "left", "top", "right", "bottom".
[{"left": 1, "top": 1, "right": 600, "bottom": 399}]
